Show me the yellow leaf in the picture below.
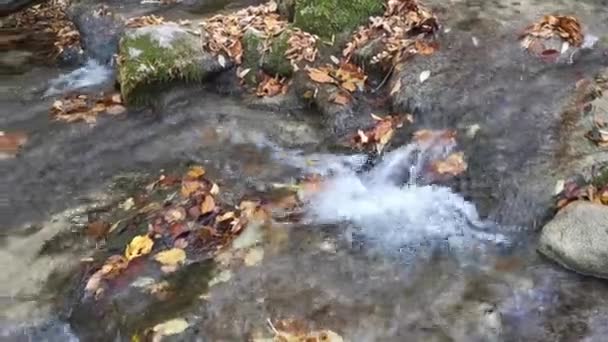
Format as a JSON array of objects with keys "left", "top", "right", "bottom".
[
  {"left": 201, "top": 195, "right": 216, "bottom": 214},
  {"left": 181, "top": 180, "right": 201, "bottom": 198},
  {"left": 187, "top": 165, "right": 206, "bottom": 178},
  {"left": 210, "top": 183, "right": 220, "bottom": 195},
  {"left": 154, "top": 248, "right": 186, "bottom": 266},
  {"left": 125, "top": 235, "right": 154, "bottom": 261},
  {"left": 152, "top": 318, "right": 189, "bottom": 337}
]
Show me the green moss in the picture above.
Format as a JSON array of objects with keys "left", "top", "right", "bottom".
[
  {"left": 242, "top": 30, "right": 294, "bottom": 84},
  {"left": 118, "top": 31, "right": 205, "bottom": 106},
  {"left": 241, "top": 30, "right": 264, "bottom": 86},
  {"left": 262, "top": 31, "right": 293, "bottom": 77},
  {"left": 294, "top": 0, "right": 384, "bottom": 37}
]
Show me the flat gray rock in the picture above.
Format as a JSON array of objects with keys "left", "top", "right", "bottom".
[{"left": 539, "top": 201, "right": 608, "bottom": 279}]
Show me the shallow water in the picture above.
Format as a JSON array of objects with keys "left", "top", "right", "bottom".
[{"left": 2, "top": 0, "right": 608, "bottom": 340}]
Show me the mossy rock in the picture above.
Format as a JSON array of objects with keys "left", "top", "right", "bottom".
[
  {"left": 118, "top": 24, "right": 225, "bottom": 106},
  {"left": 293, "top": 0, "right": 384, "bottom": 37},
  {"left": 242, "top": 29, "right": 294, "bottom": 85}
]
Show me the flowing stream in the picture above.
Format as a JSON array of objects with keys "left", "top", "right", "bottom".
[{"left": 3, "top": 0, "right": 608, "bottom": 340}]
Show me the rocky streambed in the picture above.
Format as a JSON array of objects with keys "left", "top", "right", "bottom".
[{"left": 2, "top": 0, "right": 608, "bottom": 341}]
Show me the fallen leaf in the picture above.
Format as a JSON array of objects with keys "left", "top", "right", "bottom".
[
  {"left": 152, "top": 318, "right": 189, "bottom": 338},
  {"left": 244, "top": 247, "right": 264, "bottom": 266},
  {"left": 415, "top": 40, "right": 438, "bottom": 55},
  {"left": 210, "top": 183, "right": 220, "bottom": 195},
  {"left": 186, "top": 165, "right": 206, "bottom": 179},
  {"left": 208, "top": 269, "right": 233, "bottom": 287},
  {"left": 153, "top": 248, "right": 186, "bottom": 266},
  {"left": 431, "top": 152, "right": 467, "bottom": 176},
  {"left": 307, "top": 67, "right": 336, "bottom": 84},
  {"left": 119, "top": 197, "right": 135, "bottom": 211},
  {"left": 86, "top": 220, "right": 110, "bottom": 240},
  {"left": 105, "top": 105, "right": 126, "bottom": 115},
  {"left": 390, "top": 78, "right": 401, "bottom": 96},
  {"left": 125, "top": 235, "right": 154, "bottom": 261},
  {"left": 0, "top": 131, "right": 28, "bottom": 159},
  {"left": 256, "top": 74, "right": 287, "bottom": 97},
  {"left": 332, "top": 92, "right": 350, "bottom": 105},
  {"left": 419, "top": 70, "right": 431, "bottom": 83},
  {"left": 200, "top": 195, "right": 216, "bottom": 215},
  {"left": 181, "top": 180, "right": 202, "bottom": 198}
]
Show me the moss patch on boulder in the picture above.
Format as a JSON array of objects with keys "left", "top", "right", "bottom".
[
  {"left": 293, "top": 0, "right": 383, "bottom": 37},
  {"left": 242, "top": 29, "right": 294, "bottom": 84},
  {"left": 118, "top": 25, "right": 206, "bottom": 105}
]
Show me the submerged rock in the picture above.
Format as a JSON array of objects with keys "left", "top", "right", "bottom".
[
  {"left": 117, "top": 24, "right": 230, "bottom": 105},
  {"left": 539, "top": 201, "right": 608, "bottom": 279}
]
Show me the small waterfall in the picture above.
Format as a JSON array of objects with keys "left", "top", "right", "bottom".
[
  {"left": 44, "top": 59, "right": 113, "bottom": 97},
  {"left": 297, "top": 137, "right": 508, "bottom": 250}
]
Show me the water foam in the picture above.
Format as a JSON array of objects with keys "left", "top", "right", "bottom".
[
  {"left": 283, "top": 139, "right": 508, "bottom": 249},
  {"left": 44, "top": 60, "right": 112, "bottom": 97}
]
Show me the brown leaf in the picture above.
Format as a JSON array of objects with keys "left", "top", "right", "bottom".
[
  {"left": 256, "top": 74, "right": 286, "bottom": 97},
  {"left": 86, "top": 220, "right": 110, "bottom": 240},
  {"left": 332, "top": 92, "right": 351, "bottom": 105},
  {"left": 415, "top": 40, "right": 438, "bottom": 55},
  {"left": 0, "top": 131, "right": 28, "bottom": 159},
  {"left": 431, "top": 152, "right": 467, "bottom": 176},
  {"left": 307, "top": 67, "right": 336, "bottom": 84}
]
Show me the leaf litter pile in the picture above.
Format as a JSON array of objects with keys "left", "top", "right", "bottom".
[
  {"left": 51, "top": 93, "right": 126, "bottom": 124},
  {"left": 84, "top": 166, "right": 273, "bottom": 299},
  {"left": 4, "top": 0, "right": 82, "bottom": 58},
  {"left": 520, "top": 15, "right": 587, "bottom": 61},
  {"left": 555, "top": 168, "right": 608, "bottom": 212},
  {"left": 343, "top": 0, "right": 439, "bottom": 66}
]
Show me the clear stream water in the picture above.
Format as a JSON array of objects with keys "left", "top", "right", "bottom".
[{"left": 2, "top": 0, "right": 608, "bottom": 340}]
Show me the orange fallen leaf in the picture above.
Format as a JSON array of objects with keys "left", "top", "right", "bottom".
[
  {"left": 307, "top": 67, "right": 336, "bottom": 84},
  {"left": 431, "top": 152, "right": 467, "bottom": 176}
]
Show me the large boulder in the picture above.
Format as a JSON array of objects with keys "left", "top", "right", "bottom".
[
  {"left": 388, "top": 0, "right": 608, "bottom": 228},
  {"left": 538, "top": 201, "right": 608, "bottom": 279},
  {"left": 117, "top": 24, "right": 230, "bottom": 105}
]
